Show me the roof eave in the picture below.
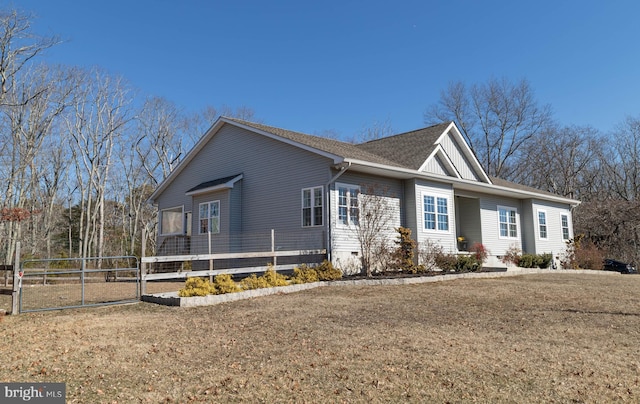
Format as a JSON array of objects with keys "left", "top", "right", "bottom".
[
  {"left": 344, "top": 159, "right": 580, "bottom": 206},
  {"left": 185, "top": 174, "right": 244, "bottom": 196}
]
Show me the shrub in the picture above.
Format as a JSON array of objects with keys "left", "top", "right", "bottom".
[
  {"left": 518, "top": 254, "right": 537, "bottom": 268},
  {"left": 315, "top": 260, "right": 342, "bottom": 281},
  {"left": 502, "top": 244, "right": 522, "bottom": 265},
  {"left": 240, "top": 273, "right": 269, "bottom": 290},
  {"left": 212, "top": 273, "right": 241, "bottom": 294},
  {"left": 262, "top": 266, "right": 289, "bottom": 287},
  {"left": 241, "top": 265, "right": 289, "bottom": 290},
  {"left": 537, "top": 253, "right": 553, "bottom": 269},
  {"left": 418, "top": 240, "right": 444, "bottom": 272},
  {"left": 392, "top": 227, "right": 419, "bottom": 273},
  {"left": 178, "top": 277, "right": 214, "bottom": 297},
  {"left": 469, "top": 242, "right": 489, "bottom": 264},
  {"left": 454, "top": 254, "right": 481, "bottom": 272},
  {"left": 561, "top": 235, "right": 604, "bottom": 270},
  {"left": 434, "top": 252, "right": 457, "bottom": 272},
  {"left": 290, "top": 264, "right": 319, "bottom": 284}
]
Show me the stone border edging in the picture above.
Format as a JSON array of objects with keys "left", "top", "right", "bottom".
[{"left": 141, "top": 268, "right": 619, "bottom": 308}]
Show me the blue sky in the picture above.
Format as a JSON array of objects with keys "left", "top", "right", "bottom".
[{"left": 11, "top": 0, "right": 640, "bottom": 139}]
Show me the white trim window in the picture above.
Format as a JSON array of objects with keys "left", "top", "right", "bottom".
[
  {"left": 199, "top": 201, "right": 220, "bottom": 234},
  {"left": 160, "top": 206, "right": 183, "bottom": 235},
  {"left": 423, "top": 193, "right": 449, "bottom": 232},
  {"left": 498, "top": 206, "right": 518, "bottom": 239},
  {"left": 537, "top": 210, "right": 548, "bottom": 239},
  {"left": 337, "top": 184, "right": 359, "bottom": 226},
  {"left": 561, "top": 214, "right": 570, "bottom": 240},
  {"left": 302, "top": 187, "right": 323, "bottom": 227}
]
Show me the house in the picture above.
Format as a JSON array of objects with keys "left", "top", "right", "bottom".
[{"left": 148, "top": 117, "right": 579, "bottom": 273}]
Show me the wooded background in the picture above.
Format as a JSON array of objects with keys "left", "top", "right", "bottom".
[{"left": 1, "top": 9, "right": 636, "bottom": 266}]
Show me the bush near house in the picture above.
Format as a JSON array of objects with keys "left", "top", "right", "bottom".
[
  {"left": 178, "top": 261, "right": 343, "bottom": 297},
  {"left": 561, "top": 235, "right": 604, "bottom": 270},
  {"left": 501, "top": 245, "right": 554, "bottom": 269}
]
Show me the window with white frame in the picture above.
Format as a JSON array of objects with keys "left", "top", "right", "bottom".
[
  {"left": 199, "top": 201, "right": 220, "bottom": 234},
  {"left": 498, "top": 206, "right": 518, "bottom": 238},
  {"left": 561, "top": 214, "right": 570, "bottom": 240},
  {"left": 423, "top": 193, "right": 449, "bottom": 231},
  {"left": 538, "top": 210, "right": 547, "bottom": 239},
  {"left": 302, "top": 187, "right": 323, "bottom": 227},
  {"left": 337, "top": 185, "right": 359, "bottom": 226},
  {"left": 160, "top": 206, "right": 183, "bottom": 235}
]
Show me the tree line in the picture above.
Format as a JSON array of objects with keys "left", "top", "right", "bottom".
[
  {"left": 0, "top": 9, "right": 255, "bottom": 264},
  {"left": 425, "top": 78, "right": 640, "bottom": 264},
  {"left": 0, "top": 8, "right": 636, "bottom": 266}
]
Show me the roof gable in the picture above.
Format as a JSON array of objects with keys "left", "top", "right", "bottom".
[
  {"left": 355, "top": 123, "right": 449, "bottom": 169},
  {"left": 149, "top": 117, "right": 577, "bottom": 207}
]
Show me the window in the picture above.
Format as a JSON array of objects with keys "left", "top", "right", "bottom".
[
  {"left": 161, "top": 206, "right": 183, "bottom": 235},
  {"left": 423, "top": 194, "right": 449, "bottom": 231},
  {"left": 337, "top": 185, "right": 359, "bottom": 226},
  {"left": 561, "top": 214, "right": 570, "bottom": 240},
  {"left": 199, "top": 201, "right": 220, "bottom": 234},
  {"left": 498, "top": 206, "right": 518, "bottom": 238},
  {"left": 302, "top": 187, "right": 323, "bottom": 227},
  {"left": 538, "top": 210, "right": 547, "bottom": 239}
]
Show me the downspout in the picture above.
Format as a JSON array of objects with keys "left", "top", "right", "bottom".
[{"left": 325, "top": 161, "right": 351, "bottom": 262}]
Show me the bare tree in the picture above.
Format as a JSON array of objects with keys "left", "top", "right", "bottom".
[
  {"left": 65, "top": 68, "right": 132, "bottom": 259},
  {"left": 349, "top": 184, "right": 395, "bottom": 277},
  {"left": 603, "top": 116, "right": 640, "bottom": 201},
  {"left": 134, "top": 97, "right": 188, "bottom": 187},
  {"left": 517, "top": 125, "right": 601, "bottom": 200},
  {"left": 425, "top": 77, "right": 554, "bottom": 180},
  {"left": 0, "top": 9, "right": 60, "bottom": 98}
]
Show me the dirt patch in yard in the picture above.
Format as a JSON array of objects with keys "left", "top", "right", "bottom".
[{"left": 2, "top": 273, "right": 640, "bottom": 403}]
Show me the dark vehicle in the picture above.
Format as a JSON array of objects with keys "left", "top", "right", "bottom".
[{"left": 603, "top": 259, "right": 638, "bottom": 274}]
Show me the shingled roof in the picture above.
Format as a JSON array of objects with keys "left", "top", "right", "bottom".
[
  {"left": 225, "top": 117, "right": 425, "bottom": 169},
  {"left": 355, "top": 122, "right": 452, "bottom": 170}
]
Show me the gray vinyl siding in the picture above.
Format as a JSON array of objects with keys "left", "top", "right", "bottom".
[
  {"left": 456, "top": 196, "right": 482, "bottom": 248},
  {"left": 190, "top": 189, "right": 230, "bottom": 254},
  {"left": 154, "top": 123, "right": 331, "bottom": 252},
  {"left": 404, "top": 179, "right": 418, "bottom": 237},
  {"left": 521, "top": 202, "right": 535, "bottom": 253}
]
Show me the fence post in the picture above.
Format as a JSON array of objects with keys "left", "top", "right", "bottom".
[
  {"left": 11, "top": 242, "right": 20, "bottom": 315},
  {"left": 208, "top": 231, "right": 213, "bottom": 282},
  {"left": 271, "top": 229, "right": 276, "bottom": 269},
  {"left": 140, "top": 227, "right": 147, "bottom": 296},
  {"left": 80, "top": 257, "right": 86, "bottom": 305}
]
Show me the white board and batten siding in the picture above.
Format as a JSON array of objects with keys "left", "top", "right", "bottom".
[{"left": 437, "top": 132, "right": 482, "bottom": 182}]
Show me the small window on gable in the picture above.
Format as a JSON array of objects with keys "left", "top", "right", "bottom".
[
  {"left": 161, "top": 206, "right": 183, "bottom": 235},
  {"left": 538, "top": 210, "right": 547, "bottom": 239},
  {"left": 561, "top": 214, "right": 570, "bottom": 240},
  {"left": 302, "top": 187, "right": 323, "bottom": 227},
  {"left": 199, "top": 201, "right": 220, "bottom": 234},
  {"left": 498, "top": 206, "right": 518, "bottom": 239}
]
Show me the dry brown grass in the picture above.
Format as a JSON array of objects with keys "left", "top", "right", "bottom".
[{"left": 2, "top": 273, "right": 640, "bottom": 403}]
